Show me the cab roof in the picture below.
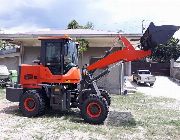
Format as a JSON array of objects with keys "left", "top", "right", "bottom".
[{"left": 38, "top": 35, "right": 71, "bottom": 40}]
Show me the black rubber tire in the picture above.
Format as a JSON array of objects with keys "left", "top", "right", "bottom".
[
  {"left": 137, "top": 81, "right": 140, "bottom": 85},
  {"left": 99, "top": 89, "right": 111, "bottom": 106},
  {"left": 81, "top": 94, "right": 109, "bottom": 124},
  {"left": 150, "top": 83, "right": 154, "bottom": 87},
  {"left": 133, "top": 76, "right": 136, "bottom": 82},
  {"left": 19, "top": 90, "right": 46, "bottom": 117}
]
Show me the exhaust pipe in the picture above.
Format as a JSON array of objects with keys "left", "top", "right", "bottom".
[{"left": 140, "top": 22, "right": 180, "bottom": 50}]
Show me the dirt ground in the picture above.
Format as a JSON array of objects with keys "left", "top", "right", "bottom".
[
  {"left": 0, "top": 91, "right": 134, "bottom": 140},
  {"left": 0, "top": 84, "right": 180, "bottom": 140}
]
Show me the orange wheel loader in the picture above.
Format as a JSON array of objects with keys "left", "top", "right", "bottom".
[{"left": 6, "top": 22, "right": 179, "bottom": 124}]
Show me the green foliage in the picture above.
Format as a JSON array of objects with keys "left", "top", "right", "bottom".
[
  {"left": 84, "top": 21, "right": 94, "bottom": 29},
  {"left": 67, "top": 20, "right": 79, "bottom": 29},
  {"left": 67, "top": 20, "right": 94, "bottom": 29},
  {"left": 67, "top": 20, "right": 93, "bottom": 53},
  {"left": 76, "top": 39, "right": 89, "bottom": 54},
  {"left": 150, "top": 37, "right": 180, "bottom": 62}
]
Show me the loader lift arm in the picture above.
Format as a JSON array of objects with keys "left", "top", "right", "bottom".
[
  {"left": 87, "top": 36, "right": 151, "bottom": 71},
  {"left": 80, "top": 22, "right": 179, "bottom": 96},
  {"left": 87, "top": 22, "right": 180, "bottom": 72},
  {"left": 80, "top": 35, "right": 152, "bottom": 95}
]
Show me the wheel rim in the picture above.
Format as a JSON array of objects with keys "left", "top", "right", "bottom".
[
  {"left": 24, "top": 98, "right": 36, "bottom": 112},
  {"left": 86, "top": 102, "right": 102, "bottom": 118}
]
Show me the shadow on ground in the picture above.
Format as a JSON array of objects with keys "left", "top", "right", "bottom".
[
  {"left": 0, "top": 105, "right": 20, "bottom": 115},
  {"left": 130, "top": 81, "right": 153, "bottom": 88},
  {"left": 1, "top": 105, "right": 136, "bottom": 127},
  {"left": 44, "top": 110, "right": 137, "bottom": 127}
]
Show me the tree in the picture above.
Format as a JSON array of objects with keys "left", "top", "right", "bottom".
[
  {"left": 67, "top": 20, "right": 90, "bottom": 52},
  {"left": 67, "top": 20, "right": 94, "bottom": 30},
  {"left": 67, "top": 20, "right": 92, "bottom": 53},
  {"left": 76, "top": 38, "right": 89, "bottom": 66},
  {"left": 149, "top": 37, "right": 180, "bottom": 62},
  {"left": 67, "top": 20, "right": 79, "bottom": 29},
  {"left": 84, "top": 21, "right": 94, "bottom": 29},
  {"left": 76, "top": 39, "right": 89, "bottom": 53},
  {"left": 67, "top": 20, "right": 93, "bottom": 65}
]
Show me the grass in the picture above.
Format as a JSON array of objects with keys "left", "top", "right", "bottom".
[
  {"left": 0, "top": 88, "right": 5, "bottom": 99},
  {"left": 0, "top": 91, "right": 180, "bottom": 140},
  {"left": 111, "top": 93, "right": 180, "bottom": 139}
]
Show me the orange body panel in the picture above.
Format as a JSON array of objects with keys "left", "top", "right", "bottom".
[{"left": 20, "top": 64, "right": 81, "bottom": 88}]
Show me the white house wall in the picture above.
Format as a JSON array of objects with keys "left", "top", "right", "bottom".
[
  {"left": 23, "top": 46, "right": 40, "bottom": 64},
  {"left": 0, "top": 56, "right": 19, "bottom": 70}
]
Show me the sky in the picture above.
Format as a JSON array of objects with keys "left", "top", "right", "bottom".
[{"left": 0, "top": 0, "right": 180, "bottom": 37}]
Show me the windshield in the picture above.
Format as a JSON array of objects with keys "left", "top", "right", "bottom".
[
  {"left": 64, "top": 40, "right": 78, "bottom": 65},
  {"left": 46, "top": 42, "right": 61, "bottom": 63}
]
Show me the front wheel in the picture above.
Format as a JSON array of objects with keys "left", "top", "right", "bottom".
[
  {"left": 19, "top": 90, "right": 46, "bottom": 117},
  {"left": 133, "top": 76, "right": 136, "bottom": 82},
  {"left": 136, "top": 81, "right": 140, "bottom": 85},
  {"left": 81, "top": 95, "right": 109, "bottom": 124},
  {"left": 99, "top": 89, "right": 111, "bottom": 106}
]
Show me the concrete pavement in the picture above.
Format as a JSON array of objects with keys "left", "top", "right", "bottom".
[{"left": 125, "top": 76, "right": 180, "bottom": 100}]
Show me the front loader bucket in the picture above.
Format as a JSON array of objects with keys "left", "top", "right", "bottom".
[{"left": 140, "top": 22, "right": 180, "bottom": 50}]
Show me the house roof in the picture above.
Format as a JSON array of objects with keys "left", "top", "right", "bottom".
[
  {"left": 0, "top": 29, "right": 142, "bottom": 39},
  {"left": 0, "top": 29, "right": 142, "bottom": 48},
  {"left": 26, "top": 29, "right": 118, "bottom": 35}
]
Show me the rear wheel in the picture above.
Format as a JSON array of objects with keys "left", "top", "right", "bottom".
[
  {"left": 19, "top": 90, "right": 46, "bottom": 117},
  {"left": 81, "top": 94, "right": 109, "bottom": 124}
]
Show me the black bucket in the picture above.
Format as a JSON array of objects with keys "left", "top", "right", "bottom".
[{"left": 140, "top": 22, "right": 180, "bottom": 50}]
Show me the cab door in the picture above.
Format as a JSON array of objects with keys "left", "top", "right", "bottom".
[{"left": 40, "top": 40, "right": 63, "bottom": 75}]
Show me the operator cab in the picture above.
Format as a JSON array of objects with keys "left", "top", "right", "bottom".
[{"left": 38, "top": 36, "right": 78, "bottom": 75}]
